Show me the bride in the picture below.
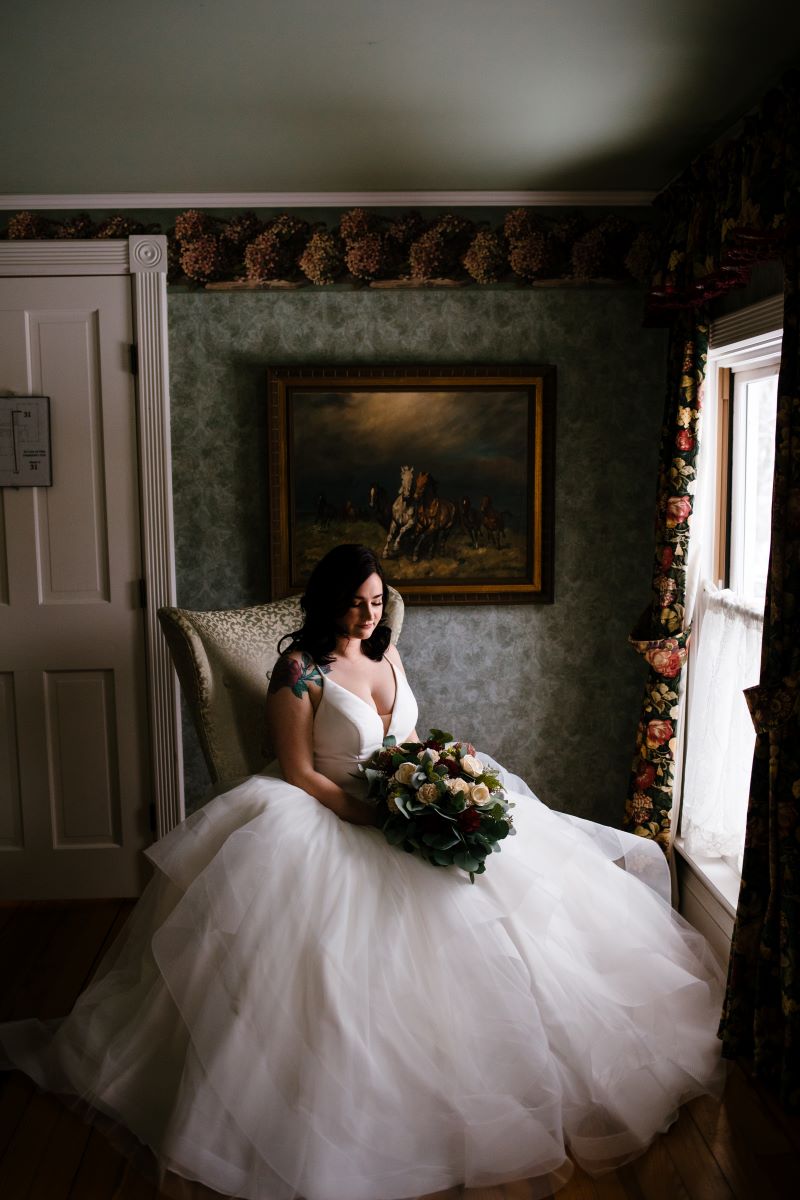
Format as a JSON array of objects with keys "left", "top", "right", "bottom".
[{"left": 0, "top": 543, "right": 724, "bottom": 1200}]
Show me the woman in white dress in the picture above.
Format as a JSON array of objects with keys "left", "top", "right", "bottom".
[{"left": 0, "top": 544, "right": 724, "bottom": 1200}]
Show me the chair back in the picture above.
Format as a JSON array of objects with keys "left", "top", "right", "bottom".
[{"left": 158, "top": 588, "right": 405, "bottom": 786}]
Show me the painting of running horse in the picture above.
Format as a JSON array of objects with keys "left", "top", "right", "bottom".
[{"left": 266, "top": 365, "right": 555, "bottom": 604}]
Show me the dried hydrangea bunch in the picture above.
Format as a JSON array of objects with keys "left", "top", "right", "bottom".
[
  {"left": 174, "top": 209, "right": 214, "bottom": 243},
  {"left": 7, "top": 211, "right": 49, "bottom": 239},
  {"left": 244, "top": 214, "right": 308, "bottom": 281},
  {"left": 299, "top": 229, "right": 345, "bottom": 285},
  {"left": 463, "top": 229, "right": 506, "bottom": 284},
  {"left": 339, "top": 207, "right": 374, "bottom": 242},
  {"left": 180, "top": 234, "right": 229, "bottom": 284}
]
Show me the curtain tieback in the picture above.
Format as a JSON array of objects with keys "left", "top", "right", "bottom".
[{"left": 628, "top": 614, "right": 691, "bottom": 678}]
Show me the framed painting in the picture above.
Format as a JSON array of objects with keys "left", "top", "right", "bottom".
[{"left": 266, "top": 365, "right": 555, "bottom": 604}]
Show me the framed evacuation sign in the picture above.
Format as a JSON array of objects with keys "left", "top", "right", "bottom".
[
  {"left": 266, "top": 365, "right": 555, "bottom": 605},
  {"left": 0, "top": 396, "right": 53, "bottom": 487}
]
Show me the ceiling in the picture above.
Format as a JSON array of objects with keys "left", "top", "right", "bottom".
[{"left": 3, "top": 0, "right": 800, "bottom": 200}]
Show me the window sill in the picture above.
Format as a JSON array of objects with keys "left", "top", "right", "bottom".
[{"left": 673, "top": 837, "right": 740, "bottom": 919}]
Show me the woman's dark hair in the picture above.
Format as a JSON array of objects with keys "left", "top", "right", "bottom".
[{"left": 278, "top": 544, "right": 391, "bottom": 664}]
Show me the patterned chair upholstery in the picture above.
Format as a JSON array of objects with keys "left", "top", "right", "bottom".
[{"left": 157, "top": 588, "right": 405, "bottom": 788}]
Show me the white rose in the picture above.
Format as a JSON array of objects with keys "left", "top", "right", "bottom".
[
  {"left": 417, "top": 748, "right": 440, "bottom": 764},
  {"left": 444, "top": 776, "right": 470, "bottom": 796},
  {"left": 394, "top": 762, "right": 416, "bottom": 785},
  {"left": 461, "top": 754, "right": 484, "bottom": 778},
  {"left": 470, "top": 783, "right": 491, "bottom": 805},
  {"left": 417, "top": 783, "right": 439, "bottom": 805}
]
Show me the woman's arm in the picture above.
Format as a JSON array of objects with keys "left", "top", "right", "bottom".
[{"left": 266, "top": 652, "right": 378, "bottom": 826}]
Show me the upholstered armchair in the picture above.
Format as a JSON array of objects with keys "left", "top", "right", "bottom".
[{"left": 157, "top": 588, "right": 405, "bottom": 789}]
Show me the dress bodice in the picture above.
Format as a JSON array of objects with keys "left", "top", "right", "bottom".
[{"left": 313, "top": 659, "right": 418, "bottom": 792}]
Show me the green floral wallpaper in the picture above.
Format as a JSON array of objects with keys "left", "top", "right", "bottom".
[{"left": 168, "top": 287, "right": 667, "bottom": 821}]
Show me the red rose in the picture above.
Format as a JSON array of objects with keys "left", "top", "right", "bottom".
[
  {"left": 457, "top": 808, "right": 482, "bottom": 833},
  {"left": 441, "top": 757, "right": 461, "bottom": 778},
  {"left": 635, "top": 760, "right": 656, "bottom": 790},
  {"left": 646, "top": 719, "right": 673, "bottom": 748},
  {"left": 666, "top": 495, "right": 692, "bottom": 527},
  {"left": 646, "top": 647, "right": 683, "bottom": 677},
  {"left": 660, "top": 546, "right": 674, "bottom": 570},
  {"left": 675, "top": 429, "right": 695, "bottom": 451}
]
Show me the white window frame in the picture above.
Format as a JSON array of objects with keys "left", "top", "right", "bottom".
[{"left": 673, "top": 297, "right": 782, "bottom": 958}]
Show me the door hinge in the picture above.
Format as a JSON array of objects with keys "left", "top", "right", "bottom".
[
  {"left": 148, "top": 802, "right": 157, "bottom": 834},
  {"left": 139, "top": 578, "right": 147, "bottom": 609},
  {"left": 129, "top": 343, "right": 139, "bottom": 376}
]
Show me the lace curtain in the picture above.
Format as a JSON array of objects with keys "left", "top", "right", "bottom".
[{"left": 681, "top": 583, "right": 764, "bottom": 867}]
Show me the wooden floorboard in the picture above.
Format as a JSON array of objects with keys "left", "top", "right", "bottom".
[
  {"left": 68, "top": 1128, "right": 127, "bottom": 1199},
  {"left": 0, "top": 901, "right": 797, "bottom": 1200}
]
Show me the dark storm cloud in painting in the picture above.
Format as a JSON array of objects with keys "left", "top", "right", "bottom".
[{"left": 291, "top": 389, "right": 530, "bottom": 518}]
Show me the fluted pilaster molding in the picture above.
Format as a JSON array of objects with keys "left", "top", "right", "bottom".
[{"left": 128, "top": 236, "right": 183, "bottom": 836}]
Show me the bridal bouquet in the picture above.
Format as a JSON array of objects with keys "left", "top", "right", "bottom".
[{"left": 359, "top": 729, "right": 515, "bottom": 881}]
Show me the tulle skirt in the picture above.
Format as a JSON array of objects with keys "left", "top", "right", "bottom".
[{"left": 0, "top": 763, "right": 725, "bottom": 1200}]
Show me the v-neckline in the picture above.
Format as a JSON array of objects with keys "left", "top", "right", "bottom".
[{"left": 323, "top": 658, "right": 399, "bottom": 730}]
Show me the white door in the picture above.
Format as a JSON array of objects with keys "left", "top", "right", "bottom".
[{"left": 0, "top": 276, "right": 151, "bottom": 899}]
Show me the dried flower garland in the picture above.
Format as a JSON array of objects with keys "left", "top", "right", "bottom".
[{"left": 1, "top": 207, "right": 658, "bottom": 289}]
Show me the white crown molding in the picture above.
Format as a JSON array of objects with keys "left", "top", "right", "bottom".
[
  {"left": 0, "top": 236, "right": 184, "bottom": 835},
  {"left": 0, "top": 190, "right": 656, "bottom": 210}
]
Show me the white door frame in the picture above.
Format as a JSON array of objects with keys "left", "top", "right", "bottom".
[{"left": 0, "top": 236, "right": 183, "bottom": 837}]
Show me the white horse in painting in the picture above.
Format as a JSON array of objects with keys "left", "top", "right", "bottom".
[{"left": 382, "top": 465, "right": 417, "bottom": 558}]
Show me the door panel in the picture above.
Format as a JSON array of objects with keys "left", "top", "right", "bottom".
[{"left": 0, "top": 276, "right": 150, "bottom": 898}]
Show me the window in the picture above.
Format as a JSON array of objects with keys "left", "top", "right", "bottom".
[
  {"left": 729, "top": 366, "right": 778, "bottom": 604},
  {"left": 676, "top": 300, "right": 782, "bottom": 904}
]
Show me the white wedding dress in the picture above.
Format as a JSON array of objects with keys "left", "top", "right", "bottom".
[{"left": 0, "top": 663, "right": 725, "bottom": 1200}]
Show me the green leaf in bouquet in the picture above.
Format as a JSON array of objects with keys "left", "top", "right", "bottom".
[
  {"left": 453, "top": 849, "right": 482, "bottom": 873},
  {"left": 428, "top": 728, "right": 454, "bottom": 745},
  {"left": 422, "top": 829, "right": 461, "bottom": 850},
  {"left": 384, "top": 822, "right": 408, "bottom": 845},
  {"left": 392, "top": 793, "right": 415, "bottom": 819},
  {"left": 431, "top": 851, "right": 455, "bottom": 866},
  {"left": 382, "top": 734, "right": 397, "bottom": 748}
]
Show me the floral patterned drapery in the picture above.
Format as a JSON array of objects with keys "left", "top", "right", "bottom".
[
  {"left": 624, "top": 68, "right": 800, "bottom": 1102},
  {"left": 718, "top": 220, "right": 800, "bottom": 1109},
  {"left": 622, "top": 313, "right": 706, "bottom": 847},
  {"left": 646, "top": 72, "right": 798, "bottom": 317},
  {"left": 624, "top": 72, "right": 800, "bottom": 852}
]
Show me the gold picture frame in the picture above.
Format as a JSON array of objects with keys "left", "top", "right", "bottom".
[{"left": 266, "top": 364, "right": 555, "bottom": 604}]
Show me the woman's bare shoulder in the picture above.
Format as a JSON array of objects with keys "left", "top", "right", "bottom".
[{"left": 267, "top": 649, "right": 330, "bottom": 699}]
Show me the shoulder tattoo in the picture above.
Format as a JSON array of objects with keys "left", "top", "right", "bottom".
[{"left": 268, "top": 652, "right": 330, "bottom": 698}]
